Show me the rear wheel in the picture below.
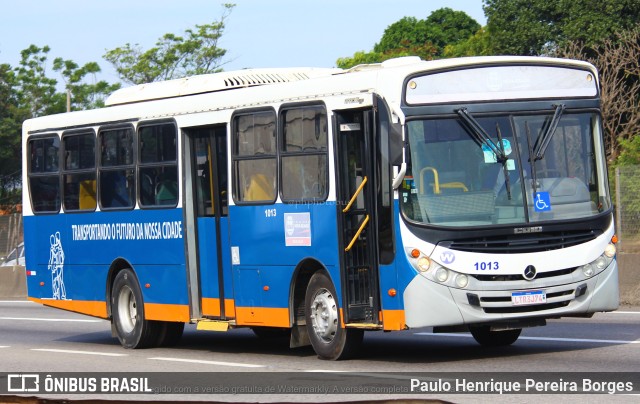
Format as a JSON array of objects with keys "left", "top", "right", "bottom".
[
  {"left": 305, "top": 271, "right": 363, "bottom": 360},
  {"left": 469, "top": 326, "right": 521, "bottom": 347},
  {"left": 111, "top": 269, "right": 159, "bottom": 348}
]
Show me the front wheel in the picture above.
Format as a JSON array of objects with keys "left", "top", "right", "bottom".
[
  {"left": 305, "top": 271, "right": 363, "bottom": 360},
  {"left": 469, "top": 326, "right": 521, "bottom": 347},
  {"left": 111, "top": 269, "right": 160, "bottom": 349}
]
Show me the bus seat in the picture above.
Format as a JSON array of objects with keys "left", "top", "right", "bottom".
[
  {"left": 156, "top": 180, "right": 178, "bottom": 205},
  {"left": 245, "top": 174, "right": 274, "bottom": 201},
  {"left": 79, "top": 180, "right": 97, "bottom": 210}
]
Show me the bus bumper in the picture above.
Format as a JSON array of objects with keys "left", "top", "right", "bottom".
[{"left": 403, "top": 260, "right": 619, "bottom": 329}]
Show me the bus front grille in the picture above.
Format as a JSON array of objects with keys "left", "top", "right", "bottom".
[
  {"left": 445, "top": 230, "right": 600, "bottom": 254},
  {"left": 474, "top": 267, "right": 577, "bottom": 282}
]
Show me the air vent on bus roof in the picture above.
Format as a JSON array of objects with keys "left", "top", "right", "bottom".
[{"left": 105, "top": 67, "right": 342, "bottom": 106}]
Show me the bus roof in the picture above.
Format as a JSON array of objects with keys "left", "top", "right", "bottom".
[
  {"left": 105, "top": 67, "right": 344, "bottom": 106},
  {"left": 104, "top": 56, "right": 597, "bottom": 106}
]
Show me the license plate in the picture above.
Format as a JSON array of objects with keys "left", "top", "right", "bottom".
[{"left": 511, "top": 290, "right": 546, "bottom": 306}]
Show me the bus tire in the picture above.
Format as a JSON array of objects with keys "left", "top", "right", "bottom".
[
  {"left": 304, "top": 271, "right": 363, "bottom": 360},
  {"left": 469, "top": 326, "right": 521, "bottom": 347},
  {"left": 111, "top": 269, "right": 159, "bottom": 349}
]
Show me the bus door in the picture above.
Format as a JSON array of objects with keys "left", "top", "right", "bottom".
[
  {"left": 183, "top": 126, "right": 231, "bottom": 320},
  {"left": 335, "top": 109, "right": 381, "bottom": 325}
]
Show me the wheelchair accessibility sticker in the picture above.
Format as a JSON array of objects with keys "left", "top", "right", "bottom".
[{"left": 534, "top": 192, "right": 551, "bottom": 212}]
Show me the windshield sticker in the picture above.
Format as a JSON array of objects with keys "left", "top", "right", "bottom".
[
  {"left": 483, "top": 139, "right": 512, "bottom": 163},
  {"left": 534, "top": 192, "right": 551, "bottom": 212},
  {"left": 403, "top": 177, "right": 416, "bottom": 191},
  {"left": 402, "top": 177, "right": 416, "bottom": 202},
  {"left": 506, "top": 159, "right": 516, "bottom": 170},
  {"left": 482, "top": 144, "right": 497, "bottom": 163},
  {"left": 500, "top": 139, "right": 512, "bottom": 155}
]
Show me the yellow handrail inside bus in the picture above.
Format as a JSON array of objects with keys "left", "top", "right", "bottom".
[
  {"left": 342, "top": 176, "right": 368, "bottom": 213},
  {"left": 345, "top": 214, "right": 370, "bottom": 252},
  {"left": 420, "top": 167, "right": 439, "bottom": 194}
]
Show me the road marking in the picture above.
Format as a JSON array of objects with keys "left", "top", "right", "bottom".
[
  {"left": 414, "top": 332, "right": 640, "bottom": 345},
  {"left": 305, "top": 370, "right": 349, "bottom": 373},
  {"left": 32, "top": 348, "right": 127, "bottom": 357},
  {"left": 0, "top": 317, "right": 102, "bottom": 323},
  {"left": 149, "top": 357, "right": 265, "bottom": 368},
  {"left": 0, "top": 346, "right": 9, "bottom": 348},
  {"left": 0, "top": 301, "right": 33, "bottom": 303}
]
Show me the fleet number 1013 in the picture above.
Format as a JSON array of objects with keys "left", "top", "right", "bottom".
[{"left": 474, "top": 261, "right": 499, "bottom": 270}]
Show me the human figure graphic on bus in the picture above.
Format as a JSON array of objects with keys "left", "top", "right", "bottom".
[{"left": 48, "top": 231, "right": 66, "bottom": 300}]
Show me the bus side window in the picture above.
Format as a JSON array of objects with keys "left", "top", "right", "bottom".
[
  {"left": 99, "top": 126, "right": 135, "bottom": 210},
  {"left": 28, "top": 136, "right": 61, "bottom": 213},
  {"left": 138, "top": 122, "right": 178, "bottom": 208},
  {"left": 233, "top": 110, "right": 277, "bottom": 203},
  {"left": 62, "top": 131, "right": 97, "bottom": 212},
  {"left": 280, "top": 105, "right": 328, "bottom": 202},
  {"left": 246, "top": 173, "right": 274, "bottom": 201}
]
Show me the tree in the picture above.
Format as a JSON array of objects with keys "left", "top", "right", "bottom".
[
  {"left": 444, "top": 27, "right": 492, "bottom": 57},
  {"left": 53, "top": 58, "right": 121, "bottom": 111},
  {"left": 13, "top": 45, "right": 65, "bottom": 118},
  {"left": 556, "top": 28, "right": 640, "bottom": 162},
  {"left": 484, "top": 0, "right": 640, "bottom": 55},
  {"left": 0, "top": 64, "right": 26, "bottom": 205},
  {"left": 375, "top": 9, "right": 480, "bottom": 57},
  {"left": 104, "top": 3, "right": 235, "bottom": 85},
  {"left": 0, "top": 45, "right": 121, "bottom": 204},
  {"left": 337, "top": 8, "right": 479, "bottom": 69}
]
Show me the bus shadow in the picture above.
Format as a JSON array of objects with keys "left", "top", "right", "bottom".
[
  {"left": 57, "top": 321, "right": 633, "bottom": 365},
  {"left": 356, "top": 327, "right": 630, "bottom": 365}
]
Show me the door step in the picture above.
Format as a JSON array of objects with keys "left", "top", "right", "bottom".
[{"left": 196, "top": 319, "right": 235, "bottom": 332}]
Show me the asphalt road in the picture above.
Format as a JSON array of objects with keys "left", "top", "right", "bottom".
[{"left": 1, "top": 300, "right": 639, "bottom": 403}]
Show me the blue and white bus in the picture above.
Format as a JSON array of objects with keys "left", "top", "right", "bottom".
[{"left": 23, "top": 56, "right": 618, "bottom": 359}]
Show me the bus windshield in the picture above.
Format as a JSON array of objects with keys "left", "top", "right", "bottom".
[{"left": 401, "top": 111, "right": 610, "bottom": 227}]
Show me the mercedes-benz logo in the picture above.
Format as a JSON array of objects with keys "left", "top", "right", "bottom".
[{"left": 523, "top": 265, "right": 537, "bottom": 280}]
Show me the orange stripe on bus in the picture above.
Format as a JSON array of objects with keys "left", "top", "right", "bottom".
[
  {"left": 28, "top": 297, "right": 108, "bottom": 319},
  {"left": 144, "top": 303, "right": 190, "bottom": 322},
  {"left": 382, "top": 310, "right": 406, "bottom": 330},
  {"left": 201, "top": 298, "right": 236, "bottom": 318},
  {"left": 235, "top": 307, "right": 290, "bottom": 327}
]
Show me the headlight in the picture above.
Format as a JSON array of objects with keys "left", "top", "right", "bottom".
[
  {"left": 604, "top": 243, "right": 616, "bottom": 258},
  {"left": 435, "top": 267, "right": 449, "bottom": 283},
  {"left": 594, "top": 256, "right": 607, "bottom": 270},
  {"left": 582, "top": 263, "right": 594, "bottom": 278},
  {"left": 406, "top": 247, "right": 469, "bottom": 289},
  {"left": 455, "top": 274, "right": 469, "bottom": 288},
  {"left": 417, "top": 257, "right": 431, "bottom": 272},
  {"left": 580, "top": 245, "right": 615, "bottom": 278}
]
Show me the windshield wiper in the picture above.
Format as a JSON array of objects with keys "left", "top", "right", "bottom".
[
  {"left": 456, "top": 108, "right": 508, "bottom": 163},
  {"left": 456, "top": 108, "right": 512, "bottom": 199},
  {"left": 533, "top": 104, "right": 565, "bottom": 161},
  {"left": 525, "top": 121, "right": 538, "bottom": 198},
  {"left": 495, "top": 122, "right": 511, "bottom": 200}
]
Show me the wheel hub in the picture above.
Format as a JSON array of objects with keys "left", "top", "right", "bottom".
[
  {"left": 310, "top": 288, "right": 338, "bottom": 343},
  {"left": 117, "top": 285, "right": 137, "bottom": 333}
]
